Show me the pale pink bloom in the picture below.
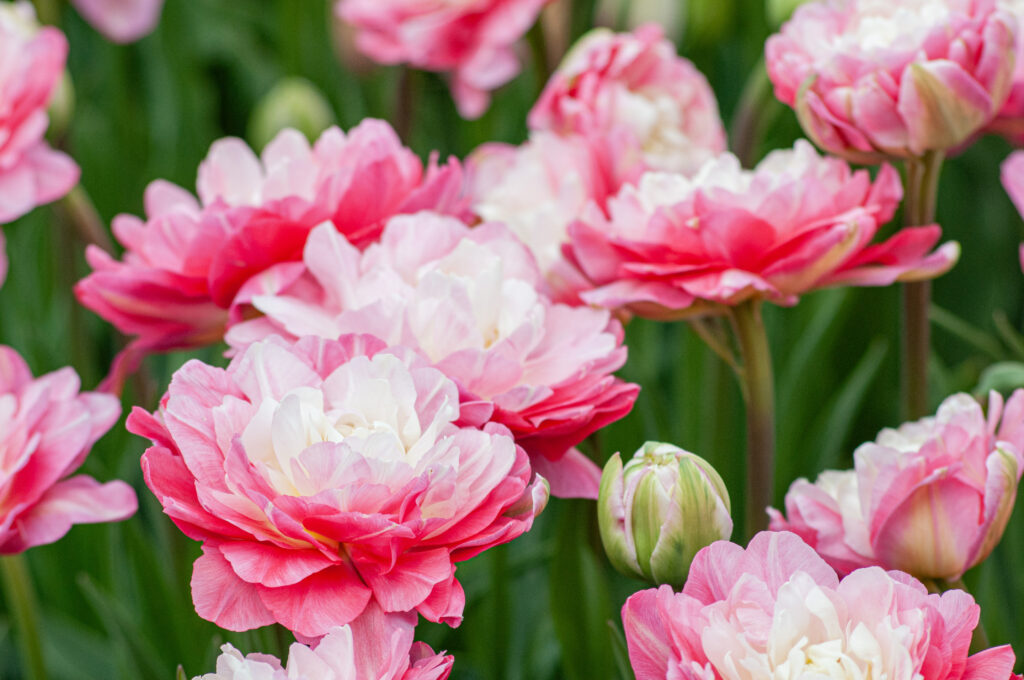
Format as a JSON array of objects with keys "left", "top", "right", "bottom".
[
  {"left": 766, "top": 0, "right": 1017, "bottom": 162},
  {"left": 770, "top": 391, "right": 1024, "bottom": 580},
  {"left": 76, "top": 121, "right": 466, "bottom": 390},
  {"left": 131, "top": 334, "right": 547, "bottom": 638},
  {"left": 336, "top": 0, "right": 550, "bottom": 118},
  {"left": 987, "top": 0, "right": 1024, "bottom": 143},
  {"left": 1001, "top": 150, "right": 1024, "bottom": 216},
  {"left": 0, "top": 346, "right": 137, "bottom": 554},
  {"left": 197, "top": 604, "right": 452, "bottom": 680},
  {"left": 0, "top": 3, "right": 78, "bottom": 225},
  {"left": 567, "top": 141, "right": 960, "bottom": 320},
  {"left": 529, "top": 25, "right": 725, "bottom": 176},
  {"left": 226, "top": 215, "right": 638, "bottom": 499},
  {"left": 468, "top": 131, "right": 633, "bottom": 302},
  {"left": 622, "top": 531, "right": 1017, "bottom": 680},
  {"left": 70, "top": 0, "right": 164, "bottom": 43}
]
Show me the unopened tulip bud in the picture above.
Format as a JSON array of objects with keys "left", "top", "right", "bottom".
[
  {"left": 598, "top": 442, "right": 732, "bottom": 589},
  {"left": 248, "top": 77, "right": 335, "bottom": 151}
]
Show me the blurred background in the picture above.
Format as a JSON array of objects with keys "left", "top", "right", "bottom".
[{"left": 1, "top": 0, "right": 1023, "bottom": 677}]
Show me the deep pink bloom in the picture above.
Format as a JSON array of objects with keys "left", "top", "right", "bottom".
[
  {"left": 198, "top": 603, "right": 452, "bottom": 680},
  {"left": 336, "top": 0, "right": 550, "bottom": 118},
  {"left": 622, "top": 531, "right": 1016, "bottom": 680},
  {"left": 0, "top": 4, "right": 78, "bottom": 225},
  {"left": 529, "top": 25, "right": 726, "bottom": 175},
  {"left": 70, "top": 0, "right": 164, "bottom": 43},
  {"left": 226, "top": 215, "right": 638, "bottom": 499},
  {"left": 567, "top": 141, "right": 960, "bottom": 319},
  {"left": 76, "top": 121, "right": 466, "bottom": 389},
  {"left": 131, "top": 334, "right": 548, "bottom": 638},
  {"left": 766, "top": 0, "right": 1017, "bottom": 162},
  {"left": 770, "top": 391, "right": 1024, "bottom": 580},
  {"left": 0, "top": 346, "right": 137, "bottom": 554}
]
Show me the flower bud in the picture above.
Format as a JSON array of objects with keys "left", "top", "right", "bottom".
[
  {"left": 598, "top": 442, "right": 732, "bottom": 589},
  {"left": 248, "top": 77, "right": 335, "bottom": 151}
]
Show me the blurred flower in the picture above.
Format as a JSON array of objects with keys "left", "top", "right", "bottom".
[
  {"left": 70, "top": 0, "right": 164, "bottom": 43},
  {"left": 197, "top": 604, "right": 452, "bottom": 680},
  {"left": 529, "top": 25, "right": 726, "bottom": 176},
  {"left": 0, "top": 346, "right": 137, "bottom": 554},
  {"left": 76, "top": 121, "right": 467, "bottom": 391},
  {"left": 766, "top": 0, "right": 1017, "bottom": 163},
  {"left": 622, "top": 531, "right": 1016, "bottom": 680},
  {"left": 770, "top": 391, "right": 1024, "bottom": 579},
  {"left": 131, "top": 334, "right": 548, "bottom": 638},
  {"left": 567, "top": 140, "right": 959, "bottom": 320},
  {"left": 988, "top": 0, "right": 1024, "bottom": 143},
  {"left": 1001, "top": 150, "right": 1024, "bottom": 216},
  {"left": 226, "top": 215, "right": 638, "bottom": 499},
  {"left": 248, "top": 78, "right": 336, "bottom": 152},
  {"left": 597, "top": 442, "right": 731, "bottom": 588},
  {"left": 335, "top": 0, "right": 551, "bottom": 118},
  {"left": 468, "top": 131, "right": 637, "bottom": 302},
  {"left": 0, "top": 3, "right": 78, "bottom": 225}
]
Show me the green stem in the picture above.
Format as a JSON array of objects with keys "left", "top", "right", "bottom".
[
  {"left": 491, "top": 545, "right": 509, "bottom": 680},
  {"left": 901, "top": 151, "right": 945, "bottom": 420},
  {"left": 527, "top": 21, "right": 552, "bottom": 90},
  {"left": 942, "top": 578, "right": 992, "bottom": 654},
  {"left": 394, "top": 67, "right": 417, "bottom": 142},
  {"left": 730, "top": 300, "right": 776, "bottom": 540},
  {"left": 30, "top": 0, "right": 60, "bottom": 24},
  {"left": 59, "top": 186, "right": 114, "bottom": 254},
  {"left": 1, "top": 554, "right": 47, "bottom": 680},
  {"left": 729, "top": 57, "right": 774, "bottom": 168}
]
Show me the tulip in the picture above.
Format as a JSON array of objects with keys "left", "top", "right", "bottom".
[
  {"left": 598, "top": 442, "right": 732, "bottom": 588},
  {"left": 770, "top": 390, "right": 1024, "bottom": 580}
]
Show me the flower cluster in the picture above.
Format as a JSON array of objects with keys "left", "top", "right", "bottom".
[{"left": 76, "top": 121, "right": 466, "bottom": 389}]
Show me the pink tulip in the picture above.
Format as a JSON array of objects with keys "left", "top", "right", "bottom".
[
  {"left": 71, "top": 0, "right": 164, "bottom": 43},
  {"left": 529, "top": 25, "right": 726, "bottom": 175},
  {"left": 468, "top": 131, "right": 635, "bottom": 303},
  {"left": 1001, "top": 150, "right": 1024, "bottom": 217},
  {"left": 0, "top": 4, "right": 78, "bottom": 226},
  {"left": 76, "top": 121, "right": 467, "bottom": 390},
  {"left": 770, "top": 391, "right": 1024, "bottom": 580},
  {"left": 335, "top": 0, "right": 550, "bottom": 118},
  {"left": 197, "top": 603, "right": 452, "bottom": 680},
  {"left": 622, "top": 531, "right": 1016, "bottom": 680},
  {"left": 766, "top": 0, "right": 1017, "bottom": 162},
  {"left": 567, "top": 141, "right": 960, "bottom": 320},
  {"left": 0, "top": 346, "right": 137, "bottom": 554},
  {"left": 130, "top": 334, "right": 548, "bottom": 638},
  {"left": 225, "top": 215, "right": 638, "bottom": 499}
]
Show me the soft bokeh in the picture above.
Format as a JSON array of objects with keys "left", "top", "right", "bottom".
[
  {"left": 335, "top": 0, "right": 551, "bottom": 118},
  {"left": 0, "top": 3, "right": 78, "bottom": 226},
  {"left": 70, "top": 0, "right": 164, "bottom": 43}
]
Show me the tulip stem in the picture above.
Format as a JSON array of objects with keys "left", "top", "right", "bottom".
[
  {"left": 30, "top": 0, "right": 59, "bottom": 24},
  {"left": 527, "top": 22, "right": 553, "bottom": 88},
  {"left": 730, "top": 300, "right": 776, "bottom": 540},
  {"left": 59, "top": 186, "right": 115, "bottom": 255},
  {"left": 689, "top": 317, "right": 741, "bottom": 376},
  {"left": 902, "top": 150, "right": 945, "bottom": 420},
  {"left": 1, "top": 554, "right": 48, "bottom": 680},
  {"left": 730, "top": 57, "right": 777, "bottom": 168}
]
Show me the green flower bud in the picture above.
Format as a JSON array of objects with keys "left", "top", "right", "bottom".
[
  {"left": 248, "top": 77, "right": 335, "bottom": 151},
  {"left": 598, "top": 441, "right": 732, "bottom": 589}
]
